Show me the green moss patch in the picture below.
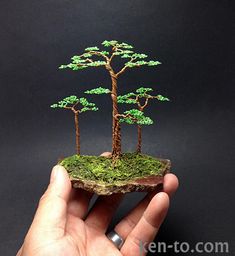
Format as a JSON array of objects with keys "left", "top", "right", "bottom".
[{"left": 59, "top": 153, "right": 166, "bottom": 184}]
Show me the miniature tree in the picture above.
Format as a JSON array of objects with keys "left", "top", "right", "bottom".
[
  {"left": 118, "top": 87, "right": 169, "bottom": 153},
  {"left": 51, "top": 96, "right": 98, "bottom": 155},
  {"left": 117, "top": 109, "right": 153, "bottom": 153},
  {"left": 59, "top": 40, "right": 161, "bottom": 158}
]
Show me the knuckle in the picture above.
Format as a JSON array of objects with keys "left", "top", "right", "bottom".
[
  {"left": 128, "top": 233, "right": 141, "bottom": 247},
  {"left": 38, "top": 190, "right": 52, "bottom": 206},
  {"left": 119, "top": 216, "right": 136, "bottom": 230}
]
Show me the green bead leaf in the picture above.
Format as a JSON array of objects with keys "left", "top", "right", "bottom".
[
  {"left": 132, "top": 53, "right": 148, "bottom": 59},
  {"left": 79, "top": 97, "right": 89, "bottom": 107},
  {"left": 136, "top": 87, "right": 153, "bottom": 94},
  {"left": 148, "top": 60, "right": 161, "bottom": 66},
  {"left": 124, "top": 109, "right": 144, "bottom": 117},
  {"left": 121, "top": 54, "right": 132, "bottom": 59},
  {"left": 59, "top": 65, "right": 68, "bottom": 69},
  {"left": 85, "top": 87, "right": 111, "bottom": 95},
  {"left": 118, "top": 109, "right": 153, "bottom": 126},
  {"left": 85, "top": 46, "right": 100, "bottom": 51},
  {"left": 121, "top": 50, "right": 134, "bottom": 54},
  {"left": 125, "top": 99, "right": 137, "bottom": 104},
  {"left": 80, "top": 107, "right": 89, "bottom": 112},
  {"left": 83, "top": 53, "right": 93, "bottom": 58},
  {"left": 65, "top": 63, "right": 87, "bottom": 70},
  {"left": 124, "top": 62, "right": 136, "bottom": 68},
  {"left": 50, "top": 104, "right": 58, "bottom": 108},
  {"left": 117, "top": 42, "right": 134, "bottom": 49},
  {"left": 113, "top": 51, "right": 123, "bottom": 56},
  {"left": 117, "top": 93, "right": 137, "bottom": 104},
  {"left": 157, "top": 95, "right": 170, "bottom": 101},
  {"left": 124, "top": 60, "right": 148, "bottom": 67},
  {"left": 101, "top": 51, "right": 110, "bottom": 55},
  {"left": 87, "top": 61, "right": 106, "bottom": 67},
  {"left": 137, "top": 116, "right": 154, "bottom": 125},
  {"left": 102, "top": 40, "right": 118, "bottom": 47},
  {"left": 71, "top": 55, "right": 81, "bottom": 61},
  {"left": 134, "top": 60, "right": 148, "bottom": 65},
  {"left": 80, "top": 105, "right": 99, "bottom": 113},
  {"left": 119, "top": 117, "right": 135, "bottom": 124}
]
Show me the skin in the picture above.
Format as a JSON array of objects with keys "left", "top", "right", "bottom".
[{"left": 17, "top": 153, "right": 179, "bottom": 256}]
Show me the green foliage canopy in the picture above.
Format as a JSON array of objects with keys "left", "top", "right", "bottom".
[
  {"left": 156, "top": 94, "right": 170, "bottom": 101},
  {"left": 119, "top": 109, "right": 153, "bottom": 126},
  {"left": 117, "top": 87, "right": 169, "bottom": 127},
  {"left": 85, "top": 87, "right": 111, "bottom": 95},
  {"left": 117, "top": 93, "right": 137, "bottom": 104},
  {"left": 59, "top": 40, "right": 161, "bottom": 73},
  {"left": 50, "top": 95, "right": 98, "bottom": 113},
  {"left": 118, "top": 87, "right": 170, "bottom": 104}
]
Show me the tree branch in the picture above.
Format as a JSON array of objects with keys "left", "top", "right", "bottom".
[
  {"left": 73, "top": 101, "right": 80, "bottom": 109},
  {"left": 115, "top": 113, "right": 138, "bottom": 123},
  {"left": 141, "top": 97, "right": 149, "bottom": 109},
  {"left": 109, "top": 53, "right": 115, "bottom": 62},
  {"left": 105, "top": 61, "right": 116, "bottom": 75},
  {"left": 109, "top": 46, "right": 118, "bottom": 62},
  {"left": 116, "top": 56, "right": 137, "bottom": 77},
  {"left": 115, "top": 113, "right": 126, "bottom": 119},
  {"left": 72, "top": 106, "right": 80, "bottom": 114},
  {"left": 75, "top": 51, "right": 109, "bottom": 68},
  {"left": 86, "top": 58, "right": 94, "bottom": 63},
  {"left": 116, "top": 65, "right": 128, "bottom": 77},
  {"left": 64, "top": 102, "right": 80, "bottom": 113},
  {"left": 136, "top": 95, "right": 142, "bottom": 109},
  {"left": 64, "top": 106, "right": 73, "bottom": 110},
  {"left": 89, "top": 51, "right": 109, "bottom": 61}
]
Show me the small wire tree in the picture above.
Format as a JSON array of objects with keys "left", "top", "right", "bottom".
[
  {"left": 51, "top": 96, "right": 98, "bottom": 155},
  {"left": 117, "top": 109, "right": 153, "bottom": 153},
  {"left": 118, "top": 87, "right": 169, "bottom": 153}
]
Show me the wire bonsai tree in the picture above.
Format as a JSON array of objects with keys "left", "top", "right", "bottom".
[
  {"left": 51, "top": 95, "right": 98, "bottom": 155},
  {"left": 50, "top": 40, "right": 172, "bottom": 195},
  {"left": 117, "top": 87, "right": 169, "bottom": 153},
  {"left": 59, "top": 40, "right": 161, "bottom": 158}
]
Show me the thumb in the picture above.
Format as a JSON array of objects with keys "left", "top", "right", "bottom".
[{"left": 29, "top": 165, "right": 71, "bottom": 237}]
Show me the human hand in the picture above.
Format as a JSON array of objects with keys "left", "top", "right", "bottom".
[{"left": 17, "top": 162, "right": 178, "bottom": 256}]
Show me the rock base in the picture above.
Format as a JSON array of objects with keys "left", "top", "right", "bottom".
[{"left": 70, "top": 158, "right": 171, "bottom": 195}]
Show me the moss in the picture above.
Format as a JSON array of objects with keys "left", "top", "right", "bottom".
[{"left": 59, "top": 153, "right": 166, "bottom": 184}]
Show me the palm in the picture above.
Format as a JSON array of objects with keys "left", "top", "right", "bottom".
[
  {"left": 66, "top": 221, "right": 121, "bottom": 256},
  {"left": 29, "top": 190, "right": 122, "bottom": 256},
  {"left": 37, "top": 181, "right": 174, "bottom": 256},
  {"left": 34, "top": 221, "right": 122, "bottom": 256},
  {"left": 17, "top": 168, "right": 178, "bottom": 256}
]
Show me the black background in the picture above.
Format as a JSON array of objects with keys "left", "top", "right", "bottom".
[{"left": 0, "top": 1, "right": 234, "bottom": 255}]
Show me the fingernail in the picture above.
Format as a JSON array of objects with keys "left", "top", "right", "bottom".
[{"left": 50, "top": 166, "right": 59, "bottom": 183}]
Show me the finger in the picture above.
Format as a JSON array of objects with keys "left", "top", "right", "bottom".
[
  {"left": 67, "top": 188, "right": 93, "bottom": 219},
  {"left": 85, "top": 193, "right": 124, "bottom": 232},
  {"left": 100, "top": 152, "right": 112, "bottom": 157},
  {"left": 65, "top": 189, "right": 93, "bottom": 238},
  {"left": 115, "top": 173, "right": 178, "bottom": 239},
  {"left": 163, "top": 173, "right": 179, "bottom": 197},
  {"left": 16, "top": 246, "right": 23, "bottom": 256},
  {"left": 28, "top": 165, "right": 71, "bottom": 237},
  {"left": 121, "top": 192, "right": 169, "bottom": 256}
]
